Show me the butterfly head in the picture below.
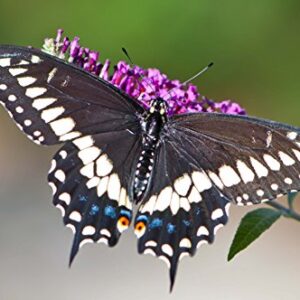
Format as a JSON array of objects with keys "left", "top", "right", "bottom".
[{"left": 149, "top": 98, "right": 168, "bottom": 116}]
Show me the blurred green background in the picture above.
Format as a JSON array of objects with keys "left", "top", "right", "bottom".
[{"left": 0, "top": 0, "right": 300, "bottom": 299}]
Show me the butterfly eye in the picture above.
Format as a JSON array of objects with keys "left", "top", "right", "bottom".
[
  {"left": 117, "top": 216, "right": 130, "bottom": 233},
  {"left": 134, "top": 221, "right": 147, "bottom": 238}
]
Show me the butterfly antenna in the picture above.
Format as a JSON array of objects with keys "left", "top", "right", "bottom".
[
  {"left": 182, "top": 62, "right": 214, "bottom": 86},
  {"left": 121, "top": 47, "right": 157, "bottom": 97},
  {"left": 122, "top": 47, "right": 134, "bottom": 65},
  {"left": 164, "top": 62, "right": 214, "bottom": 102}
]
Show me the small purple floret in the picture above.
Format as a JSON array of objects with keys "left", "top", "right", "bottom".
[{"left": 42, "top": 29, "right": 246, "bottom": 116}]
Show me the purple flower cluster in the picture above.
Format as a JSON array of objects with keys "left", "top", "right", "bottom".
[{"left": 42, "top": 29, "right": 246, "bottom": 116}]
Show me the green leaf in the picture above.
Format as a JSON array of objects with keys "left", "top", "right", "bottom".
[
  {"left": 227, "top": 208, "right": 281, "bottom": 261},
  {"left": 288, "top": 192, "right": 297, "bottom": 209}
]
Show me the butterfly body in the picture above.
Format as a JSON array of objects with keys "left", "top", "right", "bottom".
[
  {"left": 133, "top": 98, "right": 168, "bottom": 203},
  {"left": 1, "top": 45, "right": 300, "bottom": 290}
]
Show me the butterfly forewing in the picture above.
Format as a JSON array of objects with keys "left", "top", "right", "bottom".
[
  {"left": 169, "top": 113, "right": 300, "bottom": 205},
  {"left": 0, "top": 45, "right": 144, "bottom": 145}
]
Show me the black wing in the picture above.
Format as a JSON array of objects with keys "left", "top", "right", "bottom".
[
  {"left": 135, "top": 112, "right": 300, "bottom": 290},
  {"left": 0, "top": 45, "right": 144, "bottom": 144},
  {"left": 0, "top": 45, "right": 144, "bottom": 261},
  {"left": 48, "top": 129, "right": 142, "bottom": 263}
]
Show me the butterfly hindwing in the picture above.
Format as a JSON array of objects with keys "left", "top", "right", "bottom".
[
  {"left": 134, "top": 138, "right": 230, "bottom": 290},
  {"left": 0, "top": 45, "right": 143, "bottom": 145},
  {"left": 48, "top": 121, "right": 142, "bottom": 263}
]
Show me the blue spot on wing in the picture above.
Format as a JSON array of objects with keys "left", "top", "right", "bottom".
[
  {"left": 136, "top": 215, "right": 148, "bottom": 223},
  {"left": 149, "top": 218, "right": 163, "bottom": 229},
  {"left": 104, "top": 205, "right": 117, "bottom": 219},
  {"left": 79, "top": 194, "right": 88, "bottom": 202},
  {"left": 89, "top": 204, "right": 99, "bottom": 216},
  {"left": 183, "top": 220, "right": 191, "bottom": 227},
  {"left": 120, "top": 209, "right": 132, "bottom": 219},
  {"left": 167, "top": 223, "right": 176, "bottom": 234}
]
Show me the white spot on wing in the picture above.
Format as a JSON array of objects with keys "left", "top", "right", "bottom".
[
  {"left": 86, "top": 176, "right": 100, "bottom": 189},
  {"left": 82, "top": 226, "right": 96, "bottom": 235},
  {"left": 15, "top": 106, "right": 24, "bottom": 113},
  {"left": 140, "top": 195, "right": 156, "bottom": 214},
  {"left": 170, "top": 192, "right": 180, "bottom": 215},
  {"left": 97, "top": 176, "right": 109, "bottom": 197},
  {"left": 17, "top": 76, "right": 36, "bottom": 87},
  {"left": 0, "top": 84, "right": 7, "bottom": 90},
  {"left": 50, "top": 117, "right": 75, "bottom": 136},
  {"left": 155, "top": 186, "right": 173, "bottom": 211},
  {"left": 31, "top": 55, "right": 42, "bottom": 63},
  {"left": 292, "top": 149, "right": 300, "bottom": 161},
  {"left": 208, "top": 171, "right": 224, "bottom": 189},
  {"left": 59, "top": 150, "right": 67, "bottom": 159},
  {"left": 236, "top": 160, "right": 255, "bottom": 183},
  {"left": 250, "top": 157, "right": 268, "bottom": 178},
  {"left": 271, "top": 183, "right": 278, "bottom": 191},
  {"left": 25, "top": 87, "right": 47, "bottom": 98},
  {"left": 188, "top": 186, "right": 202, "bottom": 203},
  {"left": 278, "top": 151, "right": 295, "bottom": 166},
  {"left": 69, "top": 211, "right": 82, "bottom": 222},
  {"left": 284, "top": 177, "right": 293, "bottom": 184},
  {"left": 41, "top": 106, "right": 65, "bottom": 123},
  {"left": 256, "top": 189, "right": 264, "bottom": 197},
  {"left": 144, "top": 249, "right": 156, "bottom": 256},
  {"left": 180, "top": 197, "right": 190, "bottom": 211},
  {"left": 54, "top": 169, "right": 66, "bottom": 182},
  {"left": 9, "top": 67, "right": 27, "bottom": 76},
  {"left": 161, "top": 244, "right": 173, "bottom": 256},
  {"left": 78, "top": 146, "right": 101, "bottom": 165},
  {"left": 8, "top": 95, "right": 17, "bottom": 102},
  {"left": 192, "top": 171, "right": 212, "bottom": 192},
  {"left": 263, "top": 154, "right": 281, "bottom": 171},
  {"left": 48, "top": 182, "right": 57, "bottom": 195},
  {"left": 174, "top": 173, "right": 191, "bottom": 196},
  {"left": 59, "top": 131, "right": 81, "bottom": 141},
  {"left": 47, "top": 67, "right": 57, "bottom": 83},
  {"left": 80, "top": 162, "right": 94, "bottom": 179},
  {"left": 32, "top": 97, "right": 57, "bottom": 110},
  {"left": 0, "top": 58, "right": 11, "bottom": 67},
  {"left": 179, "top": 238, "right": 192, "bottom": 248},
  {"left": 145, "top": 240, "right": 157, "bottom": 247},
  {"left": 107, "top": 173, "right": 121, "bottom": 200},
  {"left": 100, "top": 229, "right": 111, "bottom": 238},
  {"left": 218, "top": 165, "right": 241, "bottom": 187},
  {"left": 48, "top": 159, "right": 56, "bottom": 173},
  {"left": 211, "top": 208, "right": 223, "bottom": 220},
  {"left": 96, "top": 154, "right": 113, "bottom": 177},
  {"left": 24, "top": 119, "right": 32, "bottom": 126},
  {"left": 58, "top": 193, "right": 71, "bottom": 205},
  {"left": 73, "top": 135, "right": 94, "bottom": 150},
  {"left": 287, "top": 131, "right": 297, "bottom": 140},
  {"left": 197, "top": 226, "right": 209, "bottom": 236}
]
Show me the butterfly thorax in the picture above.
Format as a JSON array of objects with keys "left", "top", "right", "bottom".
[{"left": 133, "top": 98, "right": 168, "bottom": 203}]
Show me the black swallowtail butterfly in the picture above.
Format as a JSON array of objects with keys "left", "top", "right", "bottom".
[{"left": 1, "top": 45, "right": 300, "bottom": 290}]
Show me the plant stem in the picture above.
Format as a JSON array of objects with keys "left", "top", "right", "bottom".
[{"left": 267, "top": 200, "right": 300, "bottom": 222}]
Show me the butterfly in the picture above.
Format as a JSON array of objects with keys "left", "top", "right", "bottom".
[{"left": 1, "top": 45, "right": 300, "bottom": 290}]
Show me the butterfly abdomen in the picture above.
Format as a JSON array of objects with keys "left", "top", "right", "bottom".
[{"left": 133, "top": 143, "right": 156, "bottom": 202}]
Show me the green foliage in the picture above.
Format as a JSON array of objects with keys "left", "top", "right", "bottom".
[
  {"left": 288, "top": 192, "right": 297, "bottom": 209},
  {"left": 228, "top": 208, "right": 281, "bottom": 261}
]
